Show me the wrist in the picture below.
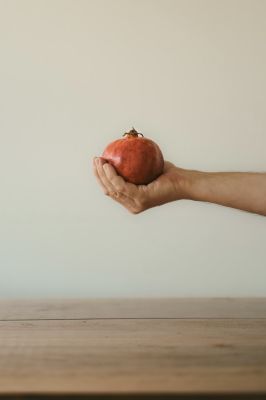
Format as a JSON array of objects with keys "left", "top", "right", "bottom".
[{"left": 173, "top": 167, "right": 207, "bottom": 201}]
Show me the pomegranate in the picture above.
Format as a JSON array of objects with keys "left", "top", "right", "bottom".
[{"left": 102, "top": 128, "right": 164, "bottom": 185}]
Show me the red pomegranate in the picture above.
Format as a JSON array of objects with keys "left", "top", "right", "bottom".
[{"left": 102, "top": 128, "right": 164, "bottom": 185}]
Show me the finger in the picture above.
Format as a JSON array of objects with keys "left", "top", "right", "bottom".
[
  {"left": 95, "top": 158, "right": 117, "bottom": 194},
  {"left": 94, "top": 158, "right": 143, "bottom": 213},
  {"left": 103, "top": 162, "right": 139, "bottom": 199},
  {"left": 103, "top": 162, "right": 126, "bottom": 192},
  {"left": 93, "top": 158, "right": 109, "bottom": 195},
  {"left": 108, "top": 191, "right": 139, "bottom": 213}
]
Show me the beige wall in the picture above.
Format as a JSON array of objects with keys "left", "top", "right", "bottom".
[{"left": 0, "top": 0, "right": 265, "bottom": 297}]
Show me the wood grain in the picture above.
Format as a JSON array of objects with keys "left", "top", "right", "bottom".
[
  {"left": 0, "top": 299, "right": 266, "bottom": 398},
  {"left": 0, "top": 298, "right": 266, "bottom": 320},
  {"left": 0, "top": 318, "right": 266, "bottom": 395}
]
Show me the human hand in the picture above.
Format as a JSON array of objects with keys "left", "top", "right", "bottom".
[
  {"left": 93, "top": 157, "right": 266, "bottom": 216},
  {"left": 93, "top": 157, "right": 192, "bottom": 214}
]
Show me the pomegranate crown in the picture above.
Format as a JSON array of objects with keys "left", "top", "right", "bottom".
[{"left": 123, "top": 127, "right": 144, "bottom": 137}]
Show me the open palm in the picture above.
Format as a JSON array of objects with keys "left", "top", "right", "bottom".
[{"left": 93, "top": 158, "right": 186, "bottom": 213}]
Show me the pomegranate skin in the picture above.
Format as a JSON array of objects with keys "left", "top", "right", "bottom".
[{"left": 102, "top": 130, "right": 164, "bottom": 185}]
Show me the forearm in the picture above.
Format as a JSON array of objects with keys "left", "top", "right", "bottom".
[{"left": 183, "top": 169, "right": 266, "bottom": 216}]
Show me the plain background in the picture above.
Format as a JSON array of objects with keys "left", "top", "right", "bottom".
[{"left": 0, "top": 0, "right": 265, "bottom": 298}]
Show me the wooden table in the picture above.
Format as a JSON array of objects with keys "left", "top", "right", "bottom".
[{"left": 0, "top": 298, "right": 266, "bottom": 399}]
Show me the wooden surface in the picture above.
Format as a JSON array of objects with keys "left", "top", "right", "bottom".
[
  {"left": 0, "top": 299, "right": 266, "bottom": 399},
  {"left": 1, "top": 298, "right": 266, "bottom": 320}
]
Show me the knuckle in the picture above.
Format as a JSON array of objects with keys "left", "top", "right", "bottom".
[
  {"left": 110, "top": 191, "right": 120, "bottom": 199},
  {"left": 116, "top": 185, "right": 124, "bottom": 193},
  {"left": 112, "top": 180, "right": 124, "bottom": 192}
]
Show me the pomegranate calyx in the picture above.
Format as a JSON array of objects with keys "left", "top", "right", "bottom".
[{"left": 123, "top": 127, "right": 144, "bottom": 138}]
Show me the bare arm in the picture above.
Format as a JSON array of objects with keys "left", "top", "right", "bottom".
[
  {"left": 187, "top": 170, "right": 266, "bottom": 216},
  {"left": 93, "top": 157, "right": 266, "bottom": 216}
]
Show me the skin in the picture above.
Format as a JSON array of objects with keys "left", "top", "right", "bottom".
[{"left": 93, "top": 157, "right": 266, "bottom": 216}]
